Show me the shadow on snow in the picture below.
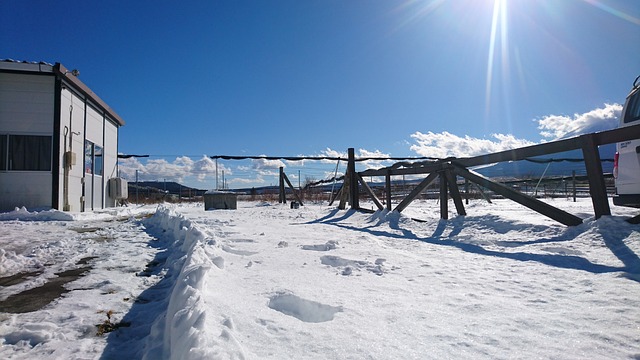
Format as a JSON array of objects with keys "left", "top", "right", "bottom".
[
  {"left": 100, "top": 225, "right": 174, "bottom": 360},
  {"left": 310, "top": 210, "right": 640, "bottom": 281}
]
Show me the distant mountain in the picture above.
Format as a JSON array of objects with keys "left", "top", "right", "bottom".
[
  {"left": 474, "top": 143, "right": 615, "bottom": 179},
  {"left": 130, "top": 181, "right": 207, "bottom": 196},
  {"left": 471, "top": 132, "right": 617, "bottom": 180}
]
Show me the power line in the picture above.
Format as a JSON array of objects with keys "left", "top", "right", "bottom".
[{"left": 210, "top": 155, "right": 439, "bottom": 162}]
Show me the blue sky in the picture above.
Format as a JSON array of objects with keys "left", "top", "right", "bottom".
[{"left": 2, "top": 0, "right": 639, "bottom": 189}]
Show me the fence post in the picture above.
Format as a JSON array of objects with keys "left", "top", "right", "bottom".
[
  {"left": 338, "top": 173, "right": 349, "bottom": 210},
  {"left": 386, "top": 170, "right": 392, "bottom": 211},
  {"left": 572, "top": 170, "right": 576, "bottom": 202},
  {"left": 443, "top": 167, "right": 466, "bottom": 216},
  {"left": 439, "top": 172, "right": 448, "bottom": 220},
  {"left": 347, "top": 148, "right": 359, "bottom": 210},
  {"left": 580, "top": 134, "right": 610, "bottom": 218},
  {"left": 279, "top": 167, "right": 286, "bottom": 204},
  {"left": 464, "top": 178, "right": 469, "bottom": 205}
]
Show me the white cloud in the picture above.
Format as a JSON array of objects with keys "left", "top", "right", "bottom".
[
  {"left": 284, "top": 158, "right": 306, "bottom": 167},
  {"left": 231, "top": 176, "right": 266, "bottom": 185},
  {"left": 321, "top": 148, "right": 345, "bottom": 158},
  {"left": 357, "top": 148, "right": 392, "bottom": 169},
  {"left": 251, "top": 156, "right": 286, "bottom": 175},
  {"left": 313, "top": 148, "right": 392, "bottom": 168},
  {"left": 409, "top": 103, "right": 622, "bottom": 158},
  {"left": 409, "top": 131, "right": 535, "bottom": 158},
  {"left": 118, "top": 155, "right": 230, "bottom": 183},
  {"left": 317, "top": 148, "right": 346, "bottom": 164},
  {"left": 192, "top": 157, "right": 218, "bottom": 181},
  {"left": 537, "top": 103, "right": 621, "bottom": 140}
]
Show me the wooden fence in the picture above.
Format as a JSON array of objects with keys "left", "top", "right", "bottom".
[{"left": 335, "top": 124, "right": 640, "bottom": 226}]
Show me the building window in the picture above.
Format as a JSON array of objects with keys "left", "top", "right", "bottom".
[
  {"left": 0, "top": 135, "right": 6, "bottom": 170},
  {"left": 95, "top": 145, "right": 103, "bottom": 176},
  {"left": 84, "top": 141, "right": 103, "bottom": 176},
  {"left": 85, "top": 140, "right": 94, "bottom": 174},
  {"left": 8, "top": 135, "right": 52, "bottom": 171}
]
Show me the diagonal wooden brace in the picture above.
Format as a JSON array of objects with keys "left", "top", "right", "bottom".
[{"left": 452, "top": 164, "right": 583, "bottom": 226}]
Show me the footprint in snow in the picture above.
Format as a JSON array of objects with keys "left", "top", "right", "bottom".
[
  {"left": 320, "top": 255, "right": 387, "bottom": 276},
  {"left": 221, "top": 245, "right": 258, "bottom": 256},
  {"left": 268, "top": 292, "right": 343, "bottom": 323},
  {"left": 301, "top": 240, "right": 338, "bottom": 251}
]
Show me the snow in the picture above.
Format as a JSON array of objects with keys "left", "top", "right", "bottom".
[{"left": 1, "top": 199, "right": 639, "bottom": 359}]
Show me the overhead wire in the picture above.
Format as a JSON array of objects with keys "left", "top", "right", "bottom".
[{"left": 118, "top": 153, "right": 615, "bottom": 188}]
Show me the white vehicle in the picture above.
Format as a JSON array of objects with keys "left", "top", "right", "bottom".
[{"left": 613, "top": 75, "right": 640, "bottom": 208}]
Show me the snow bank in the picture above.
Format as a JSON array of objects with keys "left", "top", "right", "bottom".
[
  {"left": 0, "top": 207, "right": 73, "bottom": 222},
  {"left": 1, "top": 200, "right": 637, "bottom": 358},
  {"left": 141, "top": 205, "right": 223, "bottom": 360},
  {"left": 0, "top": 205, "right": 158, "bottom": 223}
]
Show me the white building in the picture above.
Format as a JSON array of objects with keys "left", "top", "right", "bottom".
[{"left": 0, "top": 60, "right": 126, "bottom": 212}]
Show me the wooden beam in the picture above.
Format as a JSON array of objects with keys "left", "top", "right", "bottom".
[
  {"left": 338, "top": 171, "right": 349, "bottom": 210},
  {"left": 592, "top": 123, "right": 640, "bottom": 146},
  {"left": 580, "top": 134, "right": 611, "bottom": 218},
  {"left": 443, "top": 167, "right": 466, "bottom": 216},
  {"left": 282, "top": 172, "right": 304, "bottom": 206},
  {"left": 394, "top": 171, "right": 439, "bottom": 213},
  {"left": 385, "top": 171, "right": 392, "bottom": 211},
  {"left": 279, "top": 167, "right": 285, "bottom": 204},
  {"left": 361, "top": 137, "right": 582, "bottom": 177},
  {"left": 347, "top": 148, "right": 359, "bottom": 210},
  {"left": 360, "top": 124, "right": 640, "bottom": 178},
  {"left": 357, "top": 174, "right": 384, "bottom": 210},
  {"left": 464, "top": 179, "right": 469, "bottom": 205},
  {"left": 452, "top": 165, "right": 583, "bottom": 226},
  {"left": 329, "top": 182, "right": 343, "bottom": 206},
  {"left": 439, "top": 173, "right": 448, "bottom": 220},
  {"left": 472, "top": 182, "right": 493, "bottom": 204}
]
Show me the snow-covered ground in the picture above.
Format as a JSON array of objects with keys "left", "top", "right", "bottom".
[{"left": 0, "top": 198, "right": 639, "bottom": 359}]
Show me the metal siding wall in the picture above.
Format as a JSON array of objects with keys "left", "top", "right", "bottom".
[
  {"left": 0, "top": 72, "right": 54, "bottom": 211},
  {"left": 0, "top": 73, "right": 54, "bottom": 133},
  {"left": 85, "top": 105, "right": 103, "bottom": 145},
  {"left": 0, "top": 171, "right": 53, "bottom": 212},
  {"left": 59, "top": 88, "right": 87, "bottom": 211},
  {"left": 104, "top": 120, "right": 119, "bottom": 207},
  {"left": 84, "top": 104, "right": 102, "bottom": 210},
  {"left": 93, "top": 175, "right": 102, "bottom": 210}
]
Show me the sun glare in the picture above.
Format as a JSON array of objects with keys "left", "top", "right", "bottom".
[
  {"left": 582, "top": 0, "right": 640, "bottom": 25},
  {"left": 392, "top": 0, "right": 447, "bottom": 31},
  {"left": 484, "top": 0, "right": 509, "bottom": 123}
]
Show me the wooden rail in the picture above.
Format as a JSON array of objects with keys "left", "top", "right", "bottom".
[{"left": 345, "top": 123, "right": 640, "bottom": 225}]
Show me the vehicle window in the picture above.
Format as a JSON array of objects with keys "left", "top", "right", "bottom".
[{"left": 624, "top": 90, "right": 640, "bottom": 124}]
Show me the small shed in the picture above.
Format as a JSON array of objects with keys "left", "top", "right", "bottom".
[
  {"left": 0, "top": 60, "right": 125, "bottom": 212},
  {"left": 204, "top": 190, "right": 237, "bottom": 210}
]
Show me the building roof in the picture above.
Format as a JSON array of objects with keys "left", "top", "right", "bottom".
[{"left": 0, "top": 59, "right": 125, "bottom": 126}]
